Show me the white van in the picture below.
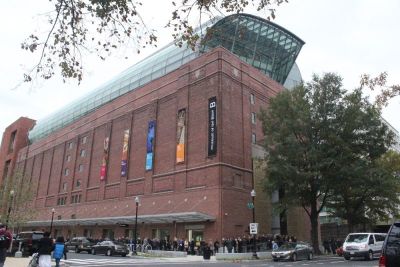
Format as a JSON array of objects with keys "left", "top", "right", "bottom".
[{"left": 342, "top": 232, "right": 386, "bottom": 260}]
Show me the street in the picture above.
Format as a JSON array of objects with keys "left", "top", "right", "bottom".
[{"left": 62, "top": 253, "right": 380, "bottom": 267}]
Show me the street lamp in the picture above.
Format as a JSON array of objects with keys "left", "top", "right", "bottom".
[
  {"left": 133, "top": 196, "right": 140, "bottom": 255},
  {"left": 250, "top": 189, "right": 258, "bottom": 259},
  {"left": 5, "top": 190, "right": 15, "bottom": 226},
  {"left": 49, "top": 208, "right": 55, "bottom": 237}
]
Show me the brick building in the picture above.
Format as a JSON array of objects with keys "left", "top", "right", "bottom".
[{"left": 0, "top": 14, "right": 310, "bottom": 243}]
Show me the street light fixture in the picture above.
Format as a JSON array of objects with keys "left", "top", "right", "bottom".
[
  {"left": 133, "top": 196, "right": 140, "bottom": 255},
  {"left": 49, "top": 208, "right": 55, "bottom": 237},
  {"left": 250, "top": 189, "right": 258, "bottom": 259},
  {"left": 5, "top": 190, "right": 15, "bottom": 226}
]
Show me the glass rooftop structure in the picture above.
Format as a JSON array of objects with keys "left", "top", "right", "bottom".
[{"left": 28, "top": 13, "right": 304, "bottom": 143}]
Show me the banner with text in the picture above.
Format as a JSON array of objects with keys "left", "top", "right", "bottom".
[{"left": 208, "top": 97, "right": 217, "bottom": 156}]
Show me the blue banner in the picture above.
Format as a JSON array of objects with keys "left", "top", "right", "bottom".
[{"left": 146, "top": 120, "right": 156, "bottom": 170}]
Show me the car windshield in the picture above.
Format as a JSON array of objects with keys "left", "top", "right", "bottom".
[
  {"left": 346, "top": 234, "right": 368, "bottom": 243},
  {"left": 278, "top": 243, "right": 296, "bottom": 250},
  {"left": 113, "top": 241, "right": 125, "bottom": 246}
]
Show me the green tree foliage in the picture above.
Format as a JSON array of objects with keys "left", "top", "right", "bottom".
[
  {"left": 260, "top": 73, "right": 395, "bottom": 253},
  {"left": 328, "top": 151, "right": 400, "bottom": 232},
  {"left": 21, "top": 0, "right": 287, "bottom": 83},
  {"left": 0, "top": 171, "right": 37, "bottom": 230}
]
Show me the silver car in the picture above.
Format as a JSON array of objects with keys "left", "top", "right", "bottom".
[{"left": 272, "top": 242, "right": 313, "bottom": 261}]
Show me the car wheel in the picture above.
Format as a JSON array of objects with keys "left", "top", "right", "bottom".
[
  {"left": 273, "top": 259, "right": 278, "bottom": 262},
  {"left": 75, "top": 247, "right": 80, "bottom": 253},
  {"left": 121, "top": 253, "right": 127, "bottom": 257},
  {"left": 292, "top": 253, "right": 297, "bottom": 261},
  {"left": 344, "top": 255, "right": 351, "bottom": 260},
  {"left": 367, "top": 250, "right": 373, "bottom": 261},
  {"left": 308, "top": 252, "right": 313, "bottom": 260},
  {"left": 91, "top": 248, "right": 96, "bottom": 255},
  {"left": 106, "top": 249, "right": 112, "bottom": 256}
]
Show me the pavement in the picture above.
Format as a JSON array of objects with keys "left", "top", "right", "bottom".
[{"left": 4, "top": 255, "right": 212, "bottom": 267}]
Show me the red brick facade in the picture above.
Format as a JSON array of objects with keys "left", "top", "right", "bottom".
[{"left": 4, "top": 47, "right": 304, "bottom": 242}]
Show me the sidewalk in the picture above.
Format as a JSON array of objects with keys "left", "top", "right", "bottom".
[{"left": 4, "top": 256, "right": 31, "bottom": 267}]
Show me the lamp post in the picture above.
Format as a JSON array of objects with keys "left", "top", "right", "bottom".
[
  {"left": 250, "top": 189, "right": 258, "bottom": 259},
  {"left": 5, "top": 190, "right": 14, "bottom": 226},
  {"left": 49, "top": 208, "right": 55, "bottom": 237},
  {"left": 133, "top": 196, "right": 140, "bottom": 255}
]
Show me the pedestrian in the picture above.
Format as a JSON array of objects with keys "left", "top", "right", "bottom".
[
  {"left": 37, "top": 232, "right": 53, "bottom": 267},
  {"left": 53, "top": 236, "right": 67, "bottom": 267},
  {"left": 213, "top": 240, "right": 219, "bottom": 254},
  {"left": 0, "top": 223, "right": 12, "bottom": 267}
]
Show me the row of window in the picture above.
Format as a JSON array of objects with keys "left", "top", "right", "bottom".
[{"left": 57, "top": 194, "right": 82, "bottom": 206}]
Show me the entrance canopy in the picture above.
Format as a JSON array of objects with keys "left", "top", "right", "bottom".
[{"left": 25, "top": 212, "right": 215, "bottom": 227}]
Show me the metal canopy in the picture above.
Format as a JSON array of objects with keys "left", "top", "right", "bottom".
[{"left": 25, "top": 212, "right": 215, "bottom": 227}]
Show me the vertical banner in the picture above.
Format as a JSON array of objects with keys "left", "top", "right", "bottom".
[
  {"left": 176, "top": 109, "right": 186, "bottom": 163},
  {"left": 146, "top": 120, "right": 156, "bottom": 171},
  {"left": 208, "top": 97, "right": 217, "bottom": 156},
  {"left": 100, "top": 136, "right": 110, "bottom": 181},
  {"left": 121, "top": 129, "right": 130, "bottom": 177}
]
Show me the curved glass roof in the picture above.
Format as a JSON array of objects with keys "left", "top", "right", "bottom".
[{"left": 29, "top": 14, "right": 304, "bottom": 143}]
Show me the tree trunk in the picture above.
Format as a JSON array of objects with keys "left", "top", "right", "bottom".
[{"left": 310, "top": 199, "right": 321, "bottom": 254}]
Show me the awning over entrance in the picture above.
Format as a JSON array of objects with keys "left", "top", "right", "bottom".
[{"left": 25, "top": 212, "right": 215, "bottom": 227}]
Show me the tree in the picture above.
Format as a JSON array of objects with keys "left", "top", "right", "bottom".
[
  {"left": 21, "top": 0, "right": 287, "bottom": 83},
  {"left": 360, "top": 72, "right": 400, "bottom": 109},
  {"left": 0, "top": 171, "right": 38, "bottom": 230},
  {"left": 260, "top": 73, "right": 395, "bottom": 253}
]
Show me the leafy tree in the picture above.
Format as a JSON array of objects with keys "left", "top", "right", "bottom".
[
  {"left": 21, "top": 0, "right": 287, "bottom": 83},
  {"left": 260, "top": 73, "right": 394, "bottom": 253},
  {"left": 0, "top": 171, "right": 37, "bottom": 230},
  {"left": 360, "top": 72, "right": 400, "bottom": 109}
]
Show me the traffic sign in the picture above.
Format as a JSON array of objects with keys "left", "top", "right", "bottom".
[
  {"left": 247, "top": 202, "right": 254, "bottom": 209},
  {"left": 249, "top": 223, "right": 258, "bottom": 234}
]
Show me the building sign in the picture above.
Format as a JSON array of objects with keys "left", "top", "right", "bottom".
[
  {"left": 249, "top": 223, "right": 258, "bottom": 234},
  {"left": 176, "top": 109, "right": 186, "bottom": 163},
  {"left": 100, "top": 136, "right": 110, "bottom": 181},
  {"left": 121, "top": 129, "right": 130, "bottom": 177},
  {"left": 208, "top": 97, "right": 217, "bottom": 156},
  {"left": 146, "top": 120, "right": 156, "bottom": 170}
]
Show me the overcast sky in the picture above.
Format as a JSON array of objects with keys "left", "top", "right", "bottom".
[{"left": 1, "top": 0, "right": 399, "bottom": 139}]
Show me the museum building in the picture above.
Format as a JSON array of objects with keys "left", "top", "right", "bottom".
[{"left": 0, "top": 14, "right": 310, "bottom": 243}]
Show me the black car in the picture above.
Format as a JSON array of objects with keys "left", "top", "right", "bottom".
[
  {"left": 271, "top": 242, "right": 313, "bottom": 262},
  {"left": 91, "top": 240, "right": 129, "bottom": 257},
  {"left": 11, "top": 231, "right": 44, "bottom": 256},
  {"left": 65, "top": 237, "right": 96, "bottom": 253},
  {"left": 379, "top": 221, "right": 400, "bottom": 267}
]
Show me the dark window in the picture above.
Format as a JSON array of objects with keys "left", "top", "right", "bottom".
[
  {"left": 252, "top": 133, "right": 256, "bottom": 144},
  {"left": 250, "top": 93, "right": 255, "bottom": 105},
  {"left": 251, "top": 112, "right": 256, "bottom": 124},
  {"left": 3, "top": 160, "right": 11, "bottom": 181},
  {"left": 8, "top": 130, "right": 17, "bottom": 153}
]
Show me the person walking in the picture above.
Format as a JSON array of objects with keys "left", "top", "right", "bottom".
[
  {"left": 0, "top": 224, "right": 12, "bottom": 267},
  {"left": 53, "top": 236, "right": 67, "bottom": 267},
  {"left": 37, "top": 232, "right": 53, "bottom": 267}
]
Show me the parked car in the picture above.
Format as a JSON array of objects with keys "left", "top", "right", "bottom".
[
  {"left": 271, "top": 242, "right": 313, "bottom": 261},
  {"left": 379, "top": 221, "right": 400, "bottom": 267},
  {"left": 11, "top": 231, "right": 44, "bottom": 256},
  {"left": 91, "top": 240, "right": 129, "bottom": 257},
  {"left": 343, "top": 232, "right": 386, "bottom": 260},
  {"left": 65, "top": 237, "right": 96, "bottom": 253}
]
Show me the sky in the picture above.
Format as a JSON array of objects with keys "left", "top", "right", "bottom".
[{"left": 0, "top": 0, "right": 399, "bottom": 138}]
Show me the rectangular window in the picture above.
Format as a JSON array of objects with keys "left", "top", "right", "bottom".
[
  {"left": 66, "top": 155, "right": 71, "bottom": 162},
  {"left": 64, "top": 168, "right": 70, "bottom": 176},
  {"left": 251, "top": 112, "right": 256, "bottom": 124},
  {"left": 8, "top": 130, "right": 17, "bottom": 153},
  {"left": 68, "top": 142, "right": 73, "bottom": 149},
  {"left": 250, "top": 93, "right": 255, "bottom": 105},
  {"left": 80, "top": 149, "right": 86, "bottom": 157},
  {"left": 76, "top": 179, "right": 81, "bottom": 188},
  {"left": 252, "top": 133, "right": 256, "bottom": 144},
  {"left": 78, "top": 164, "right": 84, "bottom": 172},
  {"left": 62, "top": 182, "right": 67, "bottom": 191},
  {"left": 2, "top": 160, "right": 11, "bottom": 181},
  {"left": 81, "top": 136, "right": 88, "bottom": 144}
]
